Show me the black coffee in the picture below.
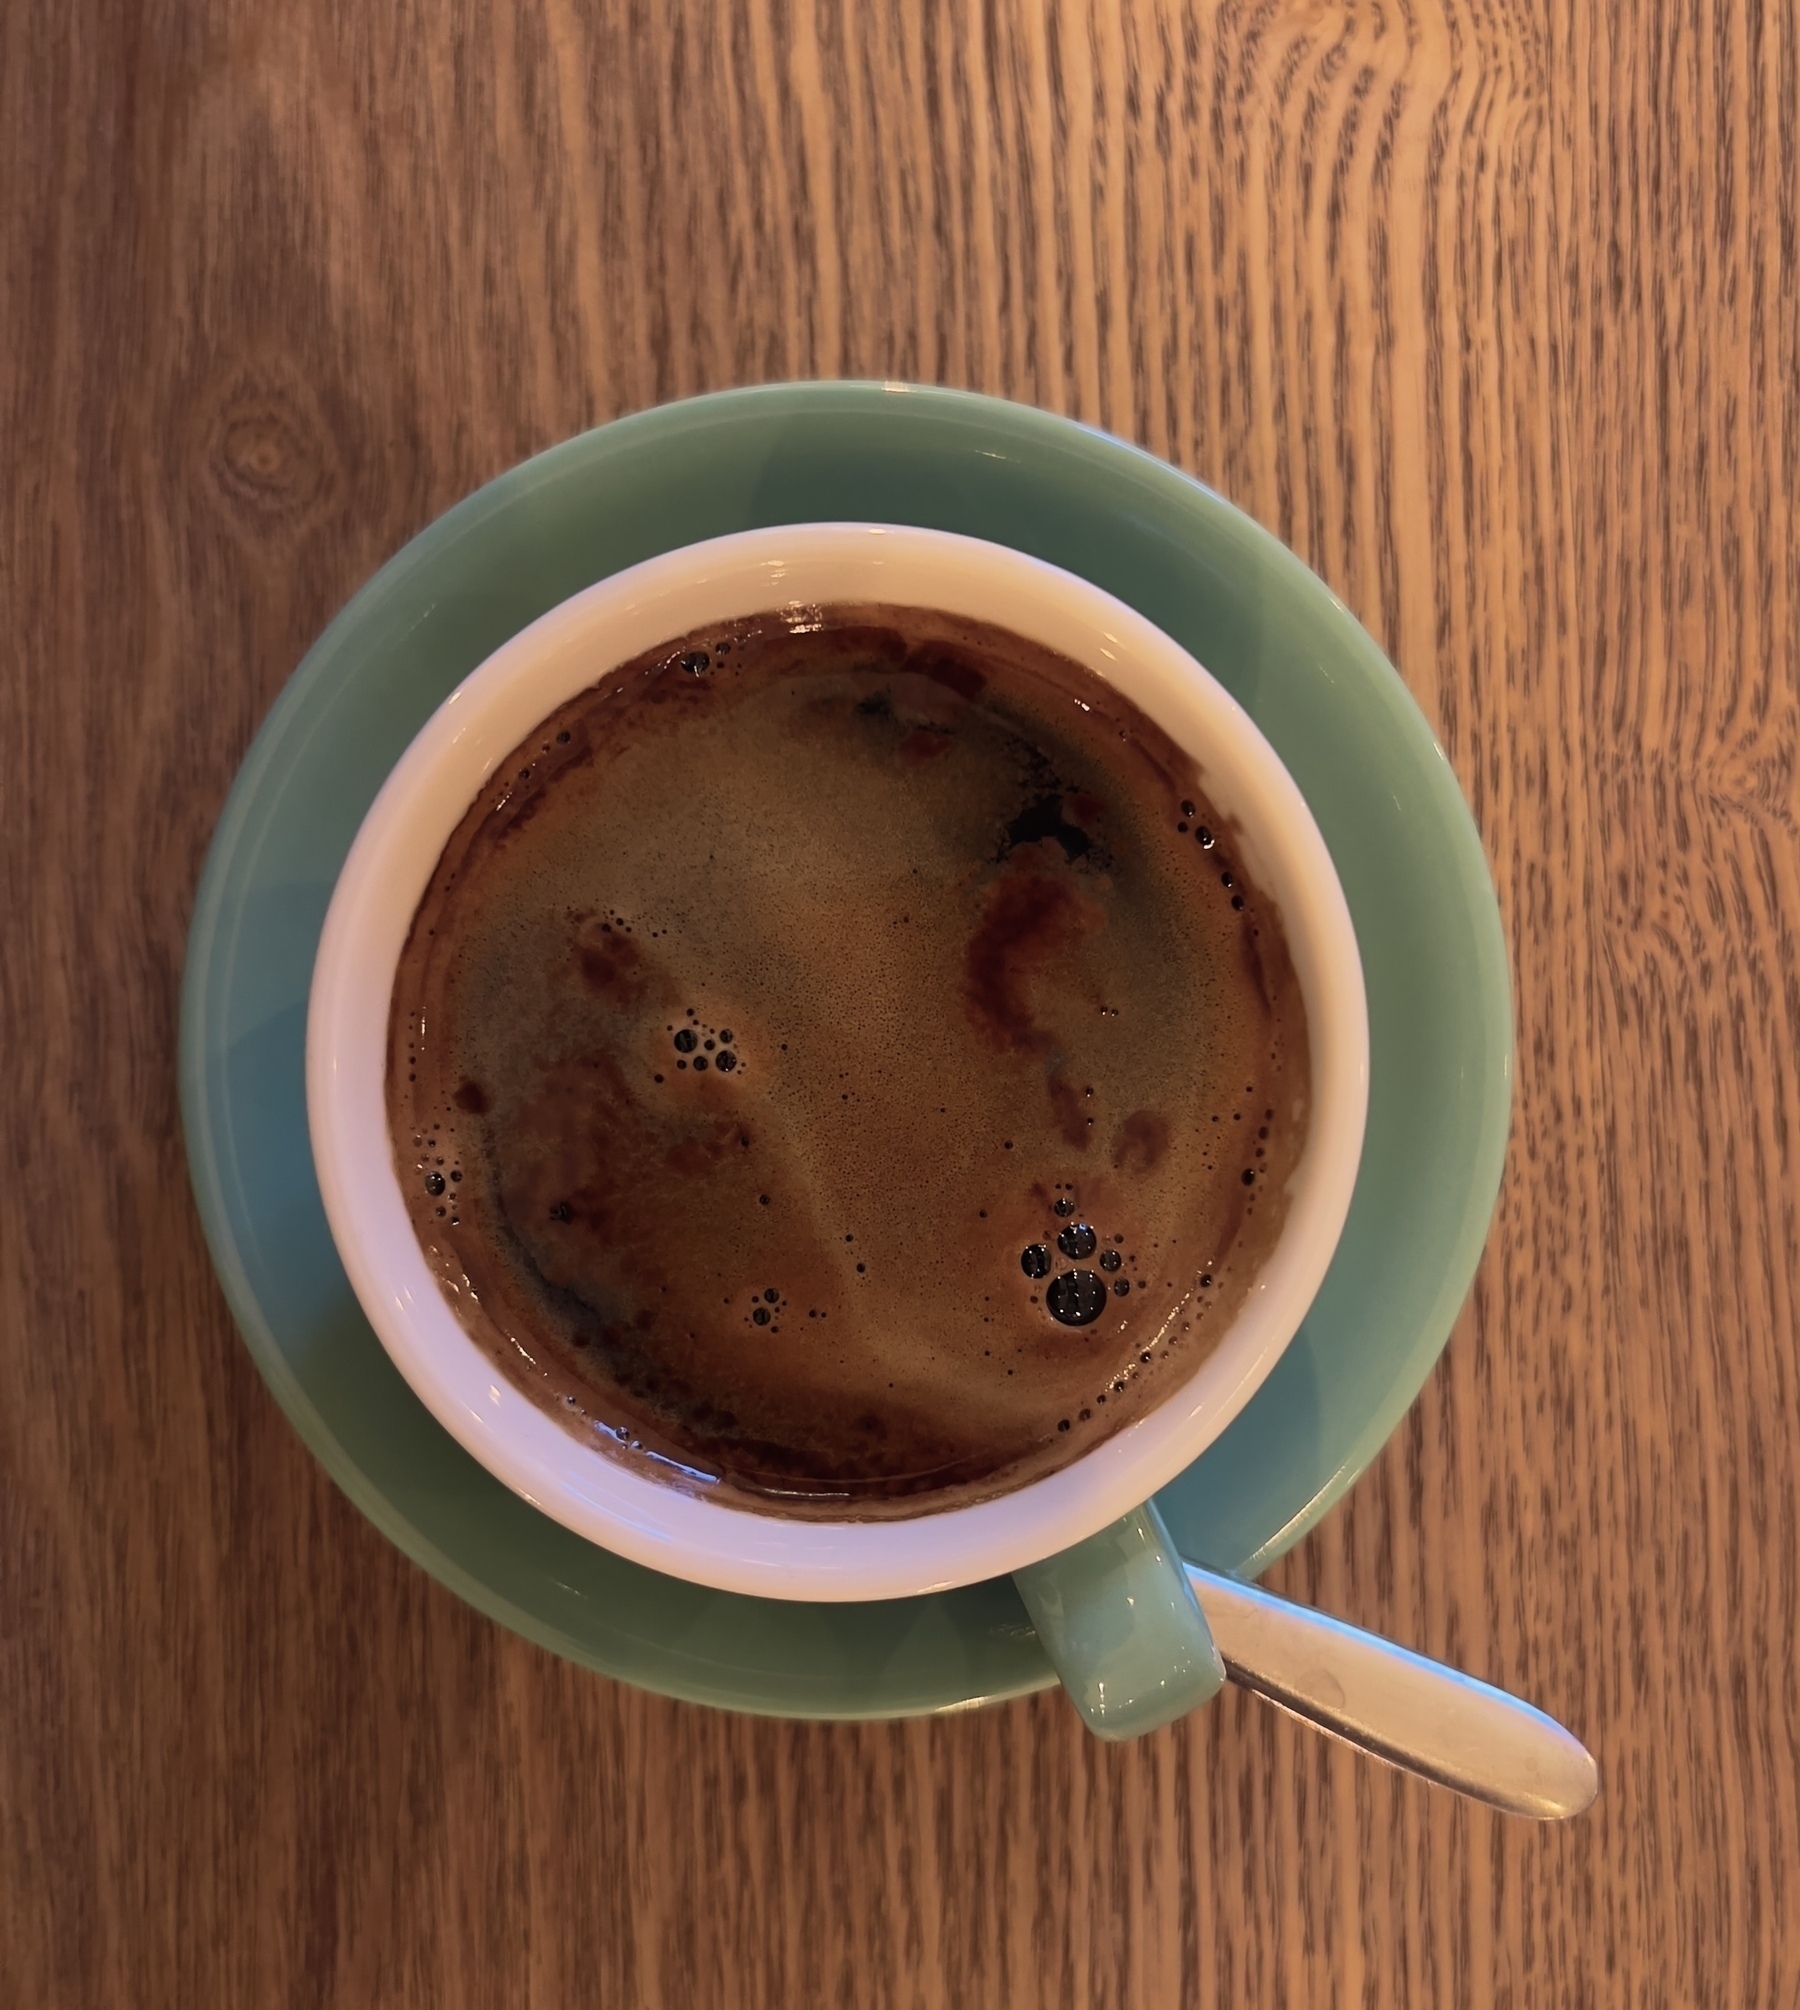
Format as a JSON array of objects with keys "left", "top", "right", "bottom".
[{"left": 390, "top": 605, "right": 1309, "bottom": 1516}]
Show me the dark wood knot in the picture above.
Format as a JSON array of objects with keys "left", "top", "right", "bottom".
[{"left": 203, "top": 369, "right": 338, "bottom": 530}]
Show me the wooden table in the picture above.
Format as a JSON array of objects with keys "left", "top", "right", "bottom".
[{"left": 6, "top": 2, "right": 1795, "bottom": 2002}]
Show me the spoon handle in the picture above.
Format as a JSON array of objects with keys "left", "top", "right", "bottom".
[{"left": 1186, "top": 1563, "right": 1598, "bottom": 1819}]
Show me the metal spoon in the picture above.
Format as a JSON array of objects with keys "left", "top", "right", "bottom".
[{"left": 1185, "top": 1562, "right": 1599, "bottom": 1819}]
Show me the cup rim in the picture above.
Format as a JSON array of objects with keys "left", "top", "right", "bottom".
[{"left": 306, "top": 523, "right": 1369, "bottom": 1600}]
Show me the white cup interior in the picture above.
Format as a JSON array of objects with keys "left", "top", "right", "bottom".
[{"left": 307, "top": 525, "right": 1368, "bottom": 1600}]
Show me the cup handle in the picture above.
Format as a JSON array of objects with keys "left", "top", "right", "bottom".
[{"left": 1012, "top": 1500, "right": 1225, "bottom": 1739}]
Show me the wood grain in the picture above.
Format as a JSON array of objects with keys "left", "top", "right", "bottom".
[{"left": 4, "top": 0, "right": 1796, "bottom": 2001}]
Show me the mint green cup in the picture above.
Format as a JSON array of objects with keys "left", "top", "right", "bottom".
[{"left": 306, "top": 524, "right": 1368, "bottom": 1740}]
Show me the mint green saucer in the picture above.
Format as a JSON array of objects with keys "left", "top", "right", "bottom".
[{"left": 180, "top": 384, "right": 1510, "bottom": 1719}]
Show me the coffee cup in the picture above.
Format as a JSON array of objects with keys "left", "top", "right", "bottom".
[{"left": 307, "top": 524, "right": 1367, "bottom": 1736}]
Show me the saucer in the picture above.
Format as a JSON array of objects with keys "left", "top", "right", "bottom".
[{"left": 180, "top": 383, "right": 1511, "bottom": 1719}]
